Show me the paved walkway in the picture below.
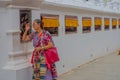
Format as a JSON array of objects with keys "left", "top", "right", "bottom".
[{"left": 59, "top": 52, "right": 120, "bottom": 80}]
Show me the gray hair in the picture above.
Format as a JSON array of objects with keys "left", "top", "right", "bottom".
[{"left": 34, "top": 19, "right": 44, "bottom": 29}]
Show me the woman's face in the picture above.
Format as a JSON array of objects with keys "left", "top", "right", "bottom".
[{"left": 33, "top": 21, "right": 41, "bottom": 31}]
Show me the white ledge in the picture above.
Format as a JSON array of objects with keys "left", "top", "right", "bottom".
[
  {"left": 7, "top": 5, "right": 41, "bottom": 10},
  {"left": 9, "top": 49, "right": 33, "bottom": 58},
  {"left": 3, "top": 50, "right": 33, "bottom": 70},
  {"left": 3, "top": 59, "right": 32, "bottom": 70},
  {"left": 6, "top": 30, "right": 20, "bottom": 35}
]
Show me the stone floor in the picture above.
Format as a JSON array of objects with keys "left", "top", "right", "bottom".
[{"left": 58, "top": 52, "right": 120, "bottom": 80}]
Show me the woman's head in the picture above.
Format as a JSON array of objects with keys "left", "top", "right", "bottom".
[{"left": 33, "top": 19, "right": 43, "bottom": 31}]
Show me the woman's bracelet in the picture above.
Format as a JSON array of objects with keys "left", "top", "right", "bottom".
[{"left": 42, "top": 46, "right": 44, "bottom": 50}]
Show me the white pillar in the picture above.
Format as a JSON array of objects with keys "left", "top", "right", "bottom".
[
  {"left": 116, "top": 18, "right": 119, "bottom": 29},
  {"left": 78, "top": 16, "right": 82, "bottom": 34},
  {"left": 59, "top": 14, "right": 65, "bottom": 36},
  {"left": 102, "top": 17, "right": 104, "bottom": 31},
  {"left": 110, "top": 18, "right": 112, "bottom": 30},
  {"left": 91, "top": 17, "right": 95, "bottom": 32},
  {"left": 2, "top": 8, "right": 32, "bottom": 80},
  {"left": 3, "top": 30, "right": 32, "bottom": 80}
]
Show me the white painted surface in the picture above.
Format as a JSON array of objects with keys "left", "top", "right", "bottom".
[
  {"left": 43, "top": 0, "right": 120, "bottom": 14},
  {"left": 0, "top": 7, "right": 120, "bottom": 80}
]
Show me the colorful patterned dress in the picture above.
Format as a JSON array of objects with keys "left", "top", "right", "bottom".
[{"left": 29, "top": 30, "right": 58, "bottom": 80}]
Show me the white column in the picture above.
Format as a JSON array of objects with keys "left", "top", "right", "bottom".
[
  {"left": 78, "top": 16, "right": 82, "bottom": 34},
  {"left": 102, "top": 17, "right": 104, "bottom": 31},
  {"left": 2, "top": 8, "right": 32, "bottom": 80},
  {"left": 59, "top": 14, "right": 65, "bottom": 36},
  {"left": 117, "top": 18, "right": 119, "bottom": 29},
  {"left": 91, "top": 17, "right": 95, "bottom": 32},
  {"left": 4, "top": 31, "right": 32, "bottom": 70},
  {"left": 109, "top": 18, "right": 112, "bottom": 30}
]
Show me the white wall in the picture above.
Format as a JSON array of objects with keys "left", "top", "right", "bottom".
[
  {"left": 0, "top": 7, "right": 120, "bottom": 80},
  {"left": 32, "top": 9, "right": 120, "bottom": 74}
]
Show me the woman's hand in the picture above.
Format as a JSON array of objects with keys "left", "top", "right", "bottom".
[
  {"left": 22, "top": 23, "right": 31, "bottom": 41},
  {"left": 34, "top": 47, "right": 42, "bottom": 53},
  {"left": 25, "top": 23, "right": 30, "bottom": 31}
]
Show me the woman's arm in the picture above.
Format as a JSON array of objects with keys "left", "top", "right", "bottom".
[
  {"left": 22, "top": 23, "right": 31, "bottom": 41},
  {"left": 43, "top": 31, "right": 54, "bottom": 50},
  {"left": 43, "top": 41, "right": 54, "bottom": 50},
  {"left": 34, "top": 41, "right": 53, "bottom": 52},
  {"left": 22, "top": 30, "right": 31, "bottom": 41}
]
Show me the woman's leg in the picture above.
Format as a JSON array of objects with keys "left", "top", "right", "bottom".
[
  {"left": 46, "top": 70, "right": 52, "bottom": 80},
  {"left": 32, "top": 54, "right": 47, "bottom": 80},
  {"left": 39, "top": 54, "right": 47, "bottom": 80},
  {"left": 32, "top": 57, "right": 41, "bottom": 80},
  {"left": 51, "top": 64, "right": 58, "bottom": 80}
]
